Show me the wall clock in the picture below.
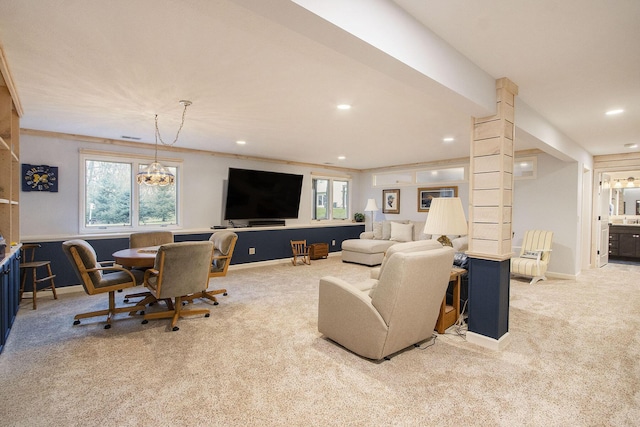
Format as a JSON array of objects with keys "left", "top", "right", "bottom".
[{"left": 22, "top": 164, "right": 59, "bottom": 192}]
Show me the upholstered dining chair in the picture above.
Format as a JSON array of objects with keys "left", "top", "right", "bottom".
[
  {"left": 124, "top": 230, "right": 174, "bottom": 303},
  {"left": 129, "top": 231, "right": 174, "bottom": 249},
  {"left": 61, "top": 239, "right": 146, "bottom": 329},
  {"left": 318, "top": 246, "right": 455, "bottom": 360},
  {"left": 511, "top": 230, "right": 554, "bottom": 284},
  {"left": 290, "top": 240, "right": 310, "bottom": 266},
  {"left": 183, "top": 231, "right": 238, "bottom": 305},
  {"left": 141, "top": 241, "right": 214, "bottom": 331}
]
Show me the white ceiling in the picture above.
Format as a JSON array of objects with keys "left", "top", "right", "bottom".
[{"left": 0, "top": 0, "right": 638, "bottom": 170}]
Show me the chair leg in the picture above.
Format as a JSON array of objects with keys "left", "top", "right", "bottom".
[
  {"left": 142, "top": 296, "right": 210, "bottom": 331},
  {"left": 73, "top": 290, "right": 147, "bottom": 328}
]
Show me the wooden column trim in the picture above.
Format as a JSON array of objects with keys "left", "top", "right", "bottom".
[{"left": 467, "top": 77, "right": 518, "bottom": 261}]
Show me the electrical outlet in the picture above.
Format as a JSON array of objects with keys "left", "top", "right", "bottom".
[
  {"left": 248, "top": 247, "right": 255, "bottom": 255},
  {"left": 332, "top": 240, "right": 336, "bottom": 246}
]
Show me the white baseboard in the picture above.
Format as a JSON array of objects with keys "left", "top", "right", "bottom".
[
  {"left": 466, "top": 331, "right": 511, "bottom": 351},
  {"left": 229, "top": 251, "right": 342, "bottom": 271}
]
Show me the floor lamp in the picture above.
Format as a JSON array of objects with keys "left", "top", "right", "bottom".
[
  {"left": 423, "top": 197, "right": 468, "bottom": 247},
  {"left": 364, "top": 199, "right": 379, "bottom": 232}
]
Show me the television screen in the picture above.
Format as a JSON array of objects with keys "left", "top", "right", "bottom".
[{"left": 224, "top": 168, "right": 304, "bottom": 220}]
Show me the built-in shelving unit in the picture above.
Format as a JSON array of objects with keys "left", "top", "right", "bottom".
[
  {"left": 1, "top": 46, "right": 22, "bottom": 354},
  {"left": 0, "top": 48, "right": 21, "bottom": 245}
]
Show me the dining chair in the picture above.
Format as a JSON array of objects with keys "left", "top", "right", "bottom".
[
  {"left": 183, "top": 231, "right": 238, "bottom": 305},
  {"left": 61, "top": 239, "right": 146, "bottom": 329},
  {"left": 129, "top": 231, "right": 174, "bottom": 249},
  {"left": 141, "top": 241, "right": 214, "bottom": 331},
  {"left": 124, "top": 230, "right": 174, "bottom": 304}
]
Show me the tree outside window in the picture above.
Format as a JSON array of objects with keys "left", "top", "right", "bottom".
[{"left": 82, "top": 154, "right": 181, "bottom": 231}]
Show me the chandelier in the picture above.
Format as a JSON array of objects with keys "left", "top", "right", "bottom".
[{"left": 137, "top": 100, "right": 192, "bottom": 186}]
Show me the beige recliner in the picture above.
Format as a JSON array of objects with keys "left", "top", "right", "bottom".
[{"left": 318, "top": 246, "right": 455, "bottom": 360}]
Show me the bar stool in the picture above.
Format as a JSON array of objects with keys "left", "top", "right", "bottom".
[{"left": 20, "top": 243, "right": 58, "bottom": 309}]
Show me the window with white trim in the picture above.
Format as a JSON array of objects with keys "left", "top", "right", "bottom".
[
  {"left": 312, "top": 177, "right": 350, "bottom": 221},
  {"left": 80, "top": 151, "right": 182, "bottom": 233}
]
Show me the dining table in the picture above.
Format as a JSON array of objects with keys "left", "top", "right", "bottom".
[{"left": 112, "top": 246, "right": 159, "bottom": 269}]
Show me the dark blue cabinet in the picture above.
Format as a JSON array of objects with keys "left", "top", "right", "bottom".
[{"left": 1, "top": 249, "right": 21, "bottom": 353}]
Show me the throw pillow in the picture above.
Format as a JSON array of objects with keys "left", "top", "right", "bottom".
[
  {"left": 390, "top": 222, "right": 414, "bottom": 242},
  {"left": 521, "top": 250, "right": 542, "bottom": 259},
  {"left": 382, "top": 220, "right": 408, "bottom": 240}
]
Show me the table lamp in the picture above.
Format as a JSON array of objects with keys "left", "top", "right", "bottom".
[
  {"left": 364, "top": 198, "right": 379, "bottom": 232},
  {"left": 423, "top": 197, "right": 468, "bottom": 247}
]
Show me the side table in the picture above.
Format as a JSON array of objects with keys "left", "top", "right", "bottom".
[{"left": 435, "top": 267, "right": 466, "bottom": 334}]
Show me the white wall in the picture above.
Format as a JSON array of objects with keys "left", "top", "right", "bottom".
[
  {"left": 512, "top": 153, "right": 581, "bottom": 277},
  {"left": 353, "top": 153, "right": 582, "bottom": 277},
  {"left": 20, "top": 133, "right": 362, "bottom": 239}
]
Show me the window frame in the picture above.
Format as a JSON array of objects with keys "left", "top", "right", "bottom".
[
  {"left": 311, "top": 174, "right": 352, "bottom": 222},
  {"left": 79, "top": 150, "right": 183, "bottom": 234}
]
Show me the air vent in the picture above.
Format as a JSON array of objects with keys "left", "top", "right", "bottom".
[{"left": 121, "top": 135, "right": 141, "bottom": 140}]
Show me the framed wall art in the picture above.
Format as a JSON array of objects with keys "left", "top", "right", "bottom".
[
  {"left": 417, "top": 186, "right": 457, "bottom": 212},
  {"left": 382, "top": 189, "right": 400, "bottom": 214}
]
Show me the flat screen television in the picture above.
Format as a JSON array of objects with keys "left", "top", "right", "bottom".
[{"left": 224, "top": 168, "right": 304, "bottom": 221}]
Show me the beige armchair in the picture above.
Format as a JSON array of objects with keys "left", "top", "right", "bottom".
[
  {"left": 511, "top": 230, "right": 554, "bottom": 284},
  {"left": 141, "top": 241, "right": 214, "bottom": 331},
  {"left": 61, "top": 239, "right": 146, "bottom": 329},
  {"left": 318, "top": 246, "right": 455, "bottom": 360}
]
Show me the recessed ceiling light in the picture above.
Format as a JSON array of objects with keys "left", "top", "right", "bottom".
[
  {"left": 624, "top": 143, "right": 638, "bottom": 149},
  {"left": 236, "top": 140, "right": 246, "bottom": 145},
  {"left": 338, "top": 155, "right": 346, "bottom": 160},
  {"left": 606, "top": 109, "right": 624, "bottom": 116},
  {"left": 443, "top": 137, "right": 454, "bottom": 142},
  {"left": 337, "top": 104, "right": 351, "bottom": 110}
]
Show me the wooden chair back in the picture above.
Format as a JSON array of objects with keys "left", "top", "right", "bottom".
[{"left": 290, "top": 240, "right": 310, "bottom": 266}]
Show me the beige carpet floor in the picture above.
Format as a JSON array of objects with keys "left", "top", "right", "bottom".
[{"left": 0, "top": 255, "right": 638, "bottom": 426}]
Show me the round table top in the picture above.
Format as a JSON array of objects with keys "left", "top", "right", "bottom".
[{"left": 112, "top": 246, "right": 159, "bottom": 268}]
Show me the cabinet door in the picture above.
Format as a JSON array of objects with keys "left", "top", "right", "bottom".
[
  {"left": 0, "top": 263, "right": 8, "bottom": 348},
  {"left": 618, "top": 233, "right": 639, "bottom": 257}
]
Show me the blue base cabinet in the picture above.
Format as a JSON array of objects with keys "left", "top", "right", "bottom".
[{"left": 1, "top": 249, "right": 21, "bottom": 354}]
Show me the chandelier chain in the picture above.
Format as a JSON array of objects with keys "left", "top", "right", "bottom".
[{"left": 155, "top": 101, "right": 190, "bottom": 147}]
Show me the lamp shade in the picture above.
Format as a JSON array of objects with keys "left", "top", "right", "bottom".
[
  {"left": 364, "top": 198, "right": 379, "bottom": 212},
  {"left": 423, "top": 197, "right": 467, "bottom": 236}
]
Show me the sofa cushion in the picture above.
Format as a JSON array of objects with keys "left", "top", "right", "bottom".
[
  {"left": 372, "top": 222, "right": 383, "bottom": 239},
  {"left": 342, "top": 239, "right": 395, "bottom": 254},
  {"left": 410, "top": 220, "right": 429, "bottom": 241},
  {"left": 452, "top": 235, "right": 469, "bottom": 252},
  {"left": 390, "top": 222, "right": 414, "bottom": 242}
]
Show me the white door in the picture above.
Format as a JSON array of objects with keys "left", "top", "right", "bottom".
[{"left": 597, "top": 173, "right": 611, "bottom": 267}]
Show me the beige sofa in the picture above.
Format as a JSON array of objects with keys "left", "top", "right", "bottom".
[
  {"left": 341, "top": 220, "right": 467, "bottom": 266},
  {"left": 318, "top": 244, "right": 455, "bottom": 360}
]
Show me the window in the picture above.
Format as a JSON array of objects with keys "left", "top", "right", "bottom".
[
  {"left": 80, "top": 151, "right": 182, "bottom": 232},
  {"left": 312, "top": 176, "right": 350, "bottom": 221},
  {"left": 373, "top": 165, "right": 467, "bottom": 187}
]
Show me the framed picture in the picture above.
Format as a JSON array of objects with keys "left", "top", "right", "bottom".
[
  {"left": 382, "top": 189, "right": 400, "bottom": 214},
  {"left": 417, "top": 186, "right": 457, "bottom": 212}
]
